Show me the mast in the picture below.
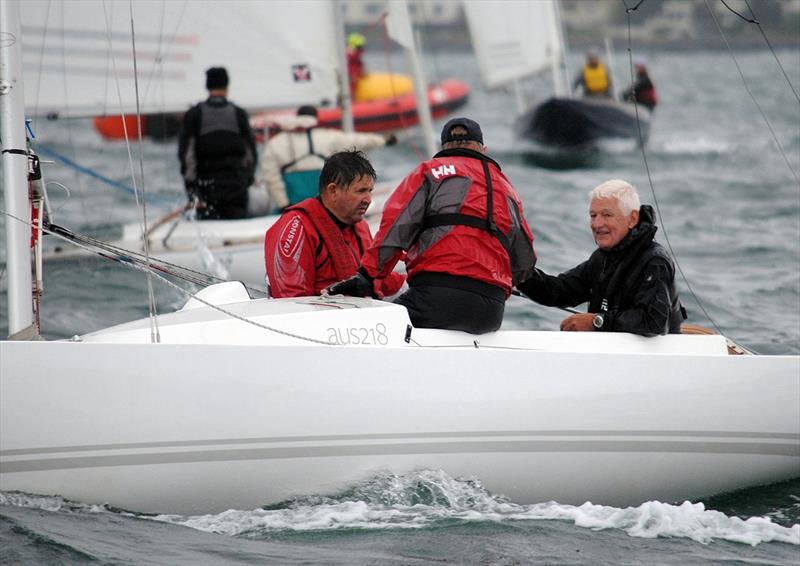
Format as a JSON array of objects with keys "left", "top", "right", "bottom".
[
  {"left": 0, "top": 0, "right": 35, "bottom": 337},
  {"left": 333, "top": 0, "right": 354, "bottom": 132},
  {"left": 386, "top": 0, "right": 436, "bottom": 157},
  {"left": 552, "top": 0, "right": 571, "bottom": 96}
]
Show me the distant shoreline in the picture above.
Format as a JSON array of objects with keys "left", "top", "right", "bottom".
[{"left": 352, "top": 25, "right": 800, "bottom": 53}]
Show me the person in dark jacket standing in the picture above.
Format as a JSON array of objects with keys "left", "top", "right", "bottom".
[
  {"left": 517, "top": 179, "right": 684, "bottom": 336},
  {"left": 327, "top": 117, "right": 537, "bottom": 334},
  {"left": 178, "top": 67, "right": 257, "bottom": 220},
  {"left": 622, "top": 58, "right": 658, "bottom": 111}
]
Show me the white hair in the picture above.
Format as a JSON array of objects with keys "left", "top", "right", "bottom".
[{"left": 589, "top": 179, "right": 640, "bottom": 215}]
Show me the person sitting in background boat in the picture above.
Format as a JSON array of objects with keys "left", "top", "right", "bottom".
[
  {"left": 264, "top": 150, "right": 405, "bottom": 298},
  {"left": 178, "top": 67, "right": 257, "bottom": 220},
  {"left": 326, "top": 117, "right": 537, "bottom": 334},
  {"left": 517, "top": 179, "right": 685, "bottom": 336},
  {"left": 346, "top": 32, "right": 367, "bottom": 95},
  {"left": 622, "top": 58, "right": 658, "bottom": 111},
  {"left": 261, "top": 105, "right": 397, "bottom": 212},
  {"left": 573, "top": 49, "right": 612, "bottom": 98}
]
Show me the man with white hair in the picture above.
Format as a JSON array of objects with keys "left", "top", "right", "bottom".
[{"left": 518, "top": 179, "right": 684, "bottom": 336}]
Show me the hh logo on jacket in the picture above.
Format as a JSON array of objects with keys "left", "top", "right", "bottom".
[{"left": 430, "top": 164, "right": 456, "bottom": 180}]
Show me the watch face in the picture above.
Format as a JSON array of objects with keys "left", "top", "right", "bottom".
[{"left": 593, "top": 314, "right": 604, "bottom": 329}]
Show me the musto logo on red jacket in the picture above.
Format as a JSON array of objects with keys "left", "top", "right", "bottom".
[{"left": 279, "top": 216, "right": 305, "bottom": 259}]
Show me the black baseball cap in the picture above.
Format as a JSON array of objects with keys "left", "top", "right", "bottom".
[
  {"left": 205, "top": 67, "right": 229, "bottom": 90},
  {"left": 440, "top": 117, "right": 483, "bottom": 145}
]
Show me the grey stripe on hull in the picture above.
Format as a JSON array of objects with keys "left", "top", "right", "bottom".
[
  {"left": 3, "top": 429, "right": 798, "bottom": 457},
  {"left": 3, "top": 438, "right": 799, "bottom": 474}
]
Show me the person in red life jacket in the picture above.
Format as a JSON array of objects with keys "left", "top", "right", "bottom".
[
  {"left": 622, "top": 58, "right": 658, "bottom": 111},
  {"left": 326, "top": 117, "right": 537, "bottom": 334},
  {"left": 264, "top": 149, "right": 405, "bottom": 298},
  {"left": 346, "top": 32, "right": 366, "bottom": 96},
  {"left": 573, "top": 49, "right": 612, "bottom": 98}
]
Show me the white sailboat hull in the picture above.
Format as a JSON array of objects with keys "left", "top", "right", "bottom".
[{"left": 2, "top": 294, "right": 798, "bottom": 515}]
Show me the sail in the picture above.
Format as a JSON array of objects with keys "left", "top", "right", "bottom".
[
  {"left": 19, "top": 0, "right": 342, "bottom": 118},
  {"left": 463, "top": 0, "right": 562, "bottom": 89}
]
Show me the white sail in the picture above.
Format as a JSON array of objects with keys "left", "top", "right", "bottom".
[
  {"left": 463, "top": 0, "right": 563, "bottom": 89},
  {"left": 19, "top": 0, "right": 341, "bottom": 118}
]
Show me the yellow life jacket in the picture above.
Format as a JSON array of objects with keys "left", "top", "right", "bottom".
[{"left": 583, "top": 64, "right": 609, "bottom": 94}]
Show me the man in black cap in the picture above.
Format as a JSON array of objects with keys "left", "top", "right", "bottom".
[
  {"left": 178, "top": 66, "right": 257, "bottom": 219},
  {"left": 327, "top": 117, "right": 537, "bottom": 334}
]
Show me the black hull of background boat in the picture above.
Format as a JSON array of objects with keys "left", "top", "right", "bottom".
[{"left": 516, "top": 96, "right": 651, "bottom": 148}]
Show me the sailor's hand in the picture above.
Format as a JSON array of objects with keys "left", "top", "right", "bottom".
[
  {"left": 326, "top": 269, "right": 376, "bottom": 298},
  {"left": 560, "top": 313, "right": 594, "bottom": 332}
]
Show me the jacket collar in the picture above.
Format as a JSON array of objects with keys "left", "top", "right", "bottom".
[
  {"left": 601, "top": 205, "right": 657, "bottom": 257},
  {"left": 433, "top": 147, "right": 502, "bottom": 171}
]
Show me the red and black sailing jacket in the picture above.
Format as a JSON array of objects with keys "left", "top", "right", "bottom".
[
  {"left": 265, "top": 197, "right": 404, "bottom": 298},
  {"left": 361, "top": 148, "right": 537, "bottom": 296}
]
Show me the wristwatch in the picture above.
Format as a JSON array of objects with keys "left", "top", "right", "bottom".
[{"left": 592, "top": 313, "right": 604, "bottom": 330}]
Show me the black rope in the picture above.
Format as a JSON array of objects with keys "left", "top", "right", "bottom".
[
  {"left": 703, "top": 0, "right": 799, "bottom": 183},
  {"left": 510, "top": 289, "right": 579, "bottom": 315},
  {"left": 743, "top": 0, "right": 800, "bottom": 105},
  {"left": 622, "top": 2, "right": 726, "bottom": 336},
  {"left": 719, "top": 0, "right": 757, "bottom": 23},
  {"left": 622, "top": 0, "right": 647, "bottom": 13}
]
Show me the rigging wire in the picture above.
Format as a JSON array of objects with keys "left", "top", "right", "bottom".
[
  {"left": 34, "top": 143, "right": 173, "bottom": 208},
  {"left": 0, "top": 205, "right": 267, "bottom": 295},
  {"left": 621, "top": 0, "right": 726, "bottom": 337},
  {"left": 703, "top": 0, "right": 799, "bottom": 184},
  {"left": 0, "top": 208, "right": 334, "bottom": 346},
  {"left": 721, "top": 0, "right": 800, "bottom": 104},
  {"left": 30, "top": 0, "right": 50, "bottom": 118},
  {"left": 128, "top": 0, "right": 160, "bottom": 343},
  {"left": 54, "top": 2, "right": 92, "bottom": 228},
  {"left": 100, "top": 0, "right": 160, "bottom": 343}
]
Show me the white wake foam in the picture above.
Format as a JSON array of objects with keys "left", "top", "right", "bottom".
[
  {"left": 3, "top": 470, "right": 798, "bottom": 546},
  {"left": 151, "top": 471, "right": 800, "bottom": 546}
]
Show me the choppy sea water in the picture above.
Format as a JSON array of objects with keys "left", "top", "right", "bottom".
[{"left": 1, "top": 43, "right": 799, "bottom": 565}]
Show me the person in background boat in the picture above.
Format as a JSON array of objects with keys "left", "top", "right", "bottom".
[
  {"left": 178, "top": 67, "right": 257, "bottom": 220},
  {"left": 261, "top": 105, "right": 397, "bottom": 212},
  {"left": 326, "top": 117, "right": 537, "bottom": 334},
  {"left": 622, "top": 58, "right": 658, "bottom": 111},
  {"left": 264, "top": 149, "right": 405, "bottom": 298},
  {"left": 517, "top": 179, "right": 684, "bottom": 336},
  {"left": 346, "top": 32, "right": 367, "bottom": 95},
  {"left": 573, "top": 49, "right": 612, "bottom": 98}
]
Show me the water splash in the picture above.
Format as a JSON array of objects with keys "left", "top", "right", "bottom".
[
  {"left": 183, "top": 208, "right": 231, "bottom": 281},
  {"left": 3, "top": 472, "right": 799, "bottom": 547},
  {"left": 149, "top": 471, "right": 799, "bottom": 546}
]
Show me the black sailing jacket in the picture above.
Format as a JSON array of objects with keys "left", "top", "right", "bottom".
[{"left": 517, "top": 205, "right": 684, "bottom": 336}]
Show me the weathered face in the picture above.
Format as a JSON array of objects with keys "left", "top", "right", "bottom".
[
  {"left": 326, "top": 174, "right": 374, "bottom": 225},
  {"left": 589, "top": 197, "right": 639, "bottom": 250}
]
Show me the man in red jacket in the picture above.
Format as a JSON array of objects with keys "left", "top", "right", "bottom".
[
  {"left": 264, "top": 150, "right": 404, "bottom": 298},
  {"left": 327, "top": 118, "right": 537, "bottom": 334}
]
